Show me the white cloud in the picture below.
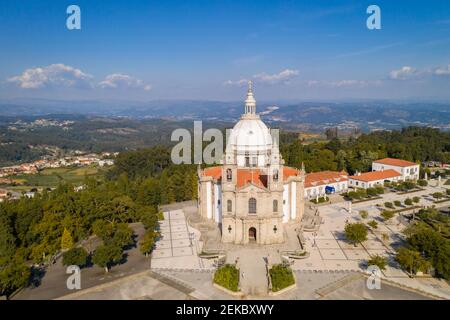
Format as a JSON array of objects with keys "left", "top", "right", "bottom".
[
  {"left": 389, "top": 66, "right": 421, "bottom": 80},
  {"left": 98, "top": 73, "right": 152, "bottom": 91},
  {"left": 223, "top": 78, "right": 249, "bottom": 87},
  {"left": 253, "top": 69, "right": 299, "bottom": 84},
  {"left": 224, "top": 69, "right": 299, "bottom": 86},
  {"left": 434, "top": 64, "right": 450, "bottom": 76},
  {"left": 307, "top": 79, "right": 381, "bottom": 88},
  {"left": 7, "top": 64, "right": 93, "bottom": 89}
]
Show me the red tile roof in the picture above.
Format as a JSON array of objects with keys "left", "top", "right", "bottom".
[
  {"left": 203, "top": 165, "right": 301, "bottom": 188},
  {"left": 349, "top": 169, "right": 401, "bottom": 182},
  {"left": 305, "top": 171, "right": 348, "bottom": 188},
  {"left": 283, "top": 167, "right": 300, "bottom": 181},
  {"left": 236, "top": 169, "right": 267, "bottom": 188},
  {"left": 373, "top": 158, "right": 417, "bottom": 167},
  {"left": 202, "top": 166, "right": 222, "bottom": 179}
]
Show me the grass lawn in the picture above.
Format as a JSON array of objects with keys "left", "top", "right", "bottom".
[{"left": 7, "top": 166, "right": 105, "bottom": 189}]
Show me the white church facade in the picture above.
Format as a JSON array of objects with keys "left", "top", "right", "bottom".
[{"left": 198, "top": 82, "right": 305, "bottom": 245}]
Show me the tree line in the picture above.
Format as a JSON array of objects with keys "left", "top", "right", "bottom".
[{"left": 281, "top": 126, "right": 450, "bottom": 174}]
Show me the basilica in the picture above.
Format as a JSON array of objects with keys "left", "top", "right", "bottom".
[{"left": 198, "top": 82, "right": 305, "bottom": 245}]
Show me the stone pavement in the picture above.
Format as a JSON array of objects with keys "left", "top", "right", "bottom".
[
  {"left": 151, "top": 209, "right": 215, "bottom": 270},
  {"left": 57, "top": 271, "right": 190, "bottom": 300},
  {"left": 235, "top": 249, "right": 269, "bottom": 296}
]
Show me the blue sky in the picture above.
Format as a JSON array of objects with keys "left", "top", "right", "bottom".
[{"left": 0, "top": 0, "right": 449, "bottom": 101}]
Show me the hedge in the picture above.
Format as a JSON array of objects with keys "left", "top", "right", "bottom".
[
  {"left": 213, "top": 264, "right": 239, "bottom": 292},
  {"left": 269, "top": 264, "right": 295, "bottom": 292}
]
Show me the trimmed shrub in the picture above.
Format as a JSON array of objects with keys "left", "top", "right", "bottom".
[
  {"left": 214, "top": 264, "right": 239, "bottom": 292},
  {"left": 381, "top": 210, "right": 395, "bottom": 221},
  {"left": 269, "top": 264, "right": 295, "bottom": 292},
  {"left": 374, "top": 186, "right": 385, "bottom": 194},
  {"left": 432, "top": 192, "right": 444, "bottom": 199},
  {"left": 384, "top": 202, "right": 394, "bottom": 209},
  {"left": 404, "top": 198, "right": 413, "bottom": 206},
  {"left": 417, "top": 179, "right": 428, "bottom": 187},
  {"left": 359, "top": 210, "right": 369, "bottom": 219},
  {"left": 367, "top": 220, "right": 378, "bottom": 229}
]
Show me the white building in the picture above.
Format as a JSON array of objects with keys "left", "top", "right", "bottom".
[
  {"left": 372, "top": 158, "right": 419, "bottom": 180},
  {"left": 304, "top": 171, "right": 348, "bottom": 199},
  {"left": 349, "top": 169, "right": 402, "bottom": 189}
]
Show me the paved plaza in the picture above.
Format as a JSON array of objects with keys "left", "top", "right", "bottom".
[
  {"left": 151, "top": 209, "right": 215, "bottom": 270},
  {"left": 149, "top": 184, "right": 450, "bottom": 299}
]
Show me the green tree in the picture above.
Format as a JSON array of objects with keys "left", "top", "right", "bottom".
[
  {"left": 140, "top": 230, "right": 158, "bottom": 258},
  {"left": 62, "top": 247, "right": 89, "bottom": 267},
  {"left": 396, "top": 248, "right": 430, "bottom": 276},
  {"left": 111, "top": 223, "right": 134, "bottom": 248},
  {"left": 344, "top": 223, "right": 368, "bottom": 246},
  {"left": 61, "top": 228, "right": 74, "bottom": 250},
  {"left": 92, "top": 244, "right": 123, "bottom": 273},
  {"left": 0, "top": 259, "right": 30, "bottom": 297},
  {"left": 404, "top": 198, "right": 413, "bottom": 206},
  {"left": 0, "top": 216, "right": 16, "bottom": 265},
  {"left": 412, "top": 196, "right": 420, "bottom": 204},
  {"left": 367, "top": 255, "right": 387, "bottom": 271},
  {"left": 92, "top": 220, "right": 115, "bottom": 242}
]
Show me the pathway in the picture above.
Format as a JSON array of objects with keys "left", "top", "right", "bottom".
[{"left": 230, "top": 248, "right": 270, "bottom": 296}]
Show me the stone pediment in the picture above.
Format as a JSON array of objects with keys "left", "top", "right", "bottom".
[{"left": 237, "top": 182, "right": 268, "bottom": 193}]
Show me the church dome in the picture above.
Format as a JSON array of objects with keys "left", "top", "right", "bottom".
[
  {"left": 227, "top": 81, "right": 273, "bottom": 154},
  {"left": 228, "top": 118, "right": 273, "bottom": 153}
]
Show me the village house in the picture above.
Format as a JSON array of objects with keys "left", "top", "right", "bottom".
[
  {"left": 348, "top": 169, "right": 402, "bottom": 189},
  {"left": 372, "top": 158, "right": 420, "bottom": 180},
  {"left": 304, "top": 171, "right": 348, "bottom": 199}
]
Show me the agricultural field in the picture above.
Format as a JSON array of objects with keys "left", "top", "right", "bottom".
[{"left": 4, "top": 166, "right": 105, "bottom": 191}]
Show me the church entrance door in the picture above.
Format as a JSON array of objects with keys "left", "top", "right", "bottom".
[{"left": 248, "top": 227, "right": 257, "bottom": 243}]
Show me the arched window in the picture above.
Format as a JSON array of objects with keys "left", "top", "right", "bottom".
[
  {"left": 227, "top": 199, "right": 232, "bottom": 212},
  {"left": 226, "top": 169, "right": 232, "bottom": 182},
  {"left": 248, "top": 198, "right": 256, "bottom": 214},
  {"left": 273, "top": 200, "right": 278, "bottom": 212},
  {"left": 273, "top": 169, "right": 279, "bottom": 182}
]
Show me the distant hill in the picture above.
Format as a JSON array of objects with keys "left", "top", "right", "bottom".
[{"left": 0, "top": 98, "right": 449, "bottom": 132}]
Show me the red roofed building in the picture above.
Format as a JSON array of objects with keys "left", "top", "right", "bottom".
[
  {"left": 304, "top": 171, "right": 348, "bottom": 199},
  {"left": 198, "top": 83, "right": 305, "bottom": 245},
  {"left": 372, "top": 158, "right": 420, "bottom": 180},
  {"left": 349, "top": 169, "right": 402, "bottom": 189}
]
